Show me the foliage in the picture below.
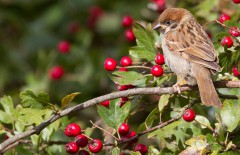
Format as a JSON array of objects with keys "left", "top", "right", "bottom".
[{"left": 0, "top": 0, "right": 239, "bottom": 155}]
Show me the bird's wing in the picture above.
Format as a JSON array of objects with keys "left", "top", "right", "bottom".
[{"left": 165, "top": 20, "right": 221, "bottom": 72}]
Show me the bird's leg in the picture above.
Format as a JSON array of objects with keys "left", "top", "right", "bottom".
[{"left": 173, "top": 76, "right": 186, "bottom": 94}]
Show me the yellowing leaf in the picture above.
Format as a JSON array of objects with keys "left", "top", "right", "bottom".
[{"left": 61, "top": 92, "right": 81, "bottom": 108}]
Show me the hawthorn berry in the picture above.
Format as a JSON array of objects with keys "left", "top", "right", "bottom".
[
  {"left": 65, "top": 123, "right": 81, "bottom": 137},
  {"left": 221, "top": 36, "right": 233, "bottom": 48},
  {"left": 68, "top": 21, "right": 80, "bottom": 34},
  {"left": 88, "top": 139, "right": 103, "bottom": 153},
  {"left": 232, "top": 0, "right": 240, "bottom": 3},
  {"left": 183, "top": 109, "right": 196, "bottom": 122},
  {"left": 119, "top": 67, "right": 127, "bottom": 72},
  {"left": 78, "top": 150, "right": 90, "bottom": 155},
  {"left": 65, "top": 142, "right": 79, "bottom": 154},
  {"left": 120, "top": 97, "right": 129, "bottom": 107},
  {"left": 116, "top": 84, "right": 129, "bottom": 91},
  {"left": 58, "top": 41, "right": 70, "bottom": 53},
  {"left": 104, "top": 58, "right": 117, "bottom": 71},
  {"left": 122, "top": 16, "right": 133, "bottom": 27},
  {"left": 125, "top": 29, "right": 136, "bottom": 42},
  {"left": 49, "top": 66, "right": 64, "bottom": 80},
  {"left": 151, "top": 0, "right": 166, "bottom": 13},
  {"left": 155, "top": 54, "right": 165, "bottom": 65},
  {"left": 127, "top": 131, "right": 138, "bottom": 143},
  {"left": 100, "top": 100, "right": 110, "bottom": 108},
  {"left": 120, "top": 56, "right": 132, "bottom": 67},
  {"left": 219, "top": 14, "right": 230, "bottom": 23},
  {"left": 151, "top": 65, "right": 163, "bottom": 77},
  {"left": 87, "top": 6, "right": 103, "bottom": 28},
  {"left": 229, "top": 27, "right": 240, "bottom": 37},
  {"left": 232, "top": 66, "right": 240, "bottom": 77},
  {"left": 134, "top": 144, "right": 148, "bottom": 155},
  {"left": 75, "top": 134, "right": 88, "bottom": 147},
  {"left": 118, "top": 123, "right": 130, "bottom": 136}
]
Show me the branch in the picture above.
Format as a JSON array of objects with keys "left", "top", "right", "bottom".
[{"left": 0, "top": 80, "right": 239, "bottom": 153}]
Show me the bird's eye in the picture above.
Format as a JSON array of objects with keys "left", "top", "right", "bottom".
[{"left": 165, "top": 20, "right": 171, "bottom": 25}]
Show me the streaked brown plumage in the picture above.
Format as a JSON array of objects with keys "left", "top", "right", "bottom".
[{"left": 153, "top": 8, "right": 222, "bottom": 107}]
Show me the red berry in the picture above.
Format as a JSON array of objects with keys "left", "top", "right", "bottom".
[
  {"left": 49, "top": 66, "right": 64, "bottom": 80},
  {"left": 134, "top": 144, "right": 148, "bottom": 155},
  {"left": 88, "top": 139, "right": 103, "bottom": 153},
  {"left": 122, "top": 16, "right": 133, "bottom": 27},
  {"left": 65, "top": 142, "right": 79, "bottom": 154},
  {"left": 232, "top": 0, "right": 240, "bottom": 3},
  {"left": 151, "top": 65, "right": 163, "bottom": 77},
  {"left": 229, "top": 27, "right": 240, "bottom": 37},
  {"left": 182, "top": 109, "right": 196, "bottom": 122},
  {"left": 206, "top": 30, "right": 212, "bottom": 39},
  {"left": 232, "top": 66, "right": 240, "bottom": 77},
  {"left": 75, "top": 134, "right": 88, "bottom": 147},
  {"left": 155, "top": 54, "right": 165, "bottom": 65},
  {"left": 4, "top": 134, "right": 9, "bottom": 140},
  {"left": 120, "top": 97, "right": 129, "bottom": 107},
  {"left": 151, "top": 0, "right": 166, "bottom": 13},
  {"left": 116, "top": 84, "right": 129, "bottom": 91},
  {"left": 104, "top": 58, "right": 117, "bottom": 71},
  {"left": 219, "top": 14, "right": 230, "bottom": 23},
  {"left": 125, "top": 29, "right": 136, "bottom": 42},
  {"left": 58, "top": 41, "right": 70, "bottom": 53},
  {"left": 100, "top": 100, "right": 110, "bottom": 108},
  {"left": 120, "top": 56, "right": 132, "bottom": 67},
  {"left": 87, "top": 6, "right": 103, "bottom": 29},
  {"left": 65, "top": 123, "right": 81, "bottom": 137},
  {"left": 118, "top": 123, "right": 130, "bottom": 136},
  {"left": 78, "top": 150, "right": 90, "bottom": 155},
  {"left": 221, "top": 36, "right": 233, "bottom": 48},
  {"left": 119, "top": 67, "right": 127, "bottom": 72}
]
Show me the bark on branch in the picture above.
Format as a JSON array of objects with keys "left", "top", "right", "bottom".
[{"left": 0, "top": 80, "right": 239, "bottom": 153}]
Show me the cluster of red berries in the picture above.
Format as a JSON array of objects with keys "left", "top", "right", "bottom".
[
  {"left": 64, "top": 123, "right": 103, "bottom": 154},
  {"left": 182, "top": 109, "right": 196, "bottom": 122},
  {"left": 118, "top": 123, "right": 148, "bottom": 155},
  {"left": 232, "top": 66, "right": 240, "bottom": 77},
  {"left": 104, "top": 54, "right": 165, "bottom": 77},
  {"left": 219, "top": 14, "right": 240, "bottom": 48},
  {"left": 122, "top": 15, "right": 136, "bottom": 42}
]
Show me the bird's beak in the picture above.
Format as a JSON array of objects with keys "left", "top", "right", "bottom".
[{"left": 152, "top": 23, "right": 167, "bottom": 30}]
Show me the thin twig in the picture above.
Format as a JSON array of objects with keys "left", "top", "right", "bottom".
[
  {"left": 90, "top": 120, "right": 120, "bottom": 141},
  {"left": 0, "top": 80, "right": 239, "bottom": 153}
]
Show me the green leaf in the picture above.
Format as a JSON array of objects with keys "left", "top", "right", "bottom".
[
  {"left": 111, "top": 147, "right": 120, "bottom": 155},
  {"left": 145, "top": 108, "right": 159, "bottom": 129},
  {"left": 130, "top": 151, "right": 141, "bottom": 155},
  {"left": 148, "top": 146, "right": 160, "bottom": 155},
  {"left": 18, "top": 108, "right": 51, "bottom": 125},
  {"left": 225, "top": 141, "right": 232, "bottom": 151},
  {"left": 158, "top": 94, "right": 170, "bottom": 112},
  {"left": 0, "top": 96, "right": 14, "bottom": 115},
  {"left": 0, "top": 110, "right": 12, "bottom": 124},
  {"left": 61, "top": 92, "right": 80, "bottom": 108},
  {"left": 19, "top": 90, "right": 50, "bottom": 109},
  {"left": 109, "top": 71, "right": 147, "bottom": 86},
  {"left": 130, "top": 23, "right": 156, "bottom": 61},
  {"left": 148, "top": 120, "right": 181, "bottom": 139},
  {"left": 220, "top": 100, "right": 240, "bottom": 132},
  {"left": 97, "top": 99, "right": 131, "bottom": 130},
  {"left": 195, "top": 115, "right": 212, "bottom": 129},
  {"left": 31, "top": 135, "right": 40, "bottom": 146}
]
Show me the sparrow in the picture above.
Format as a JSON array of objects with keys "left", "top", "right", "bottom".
[{"left": 153, "top": 8, "right": 222, "bottom": 107}]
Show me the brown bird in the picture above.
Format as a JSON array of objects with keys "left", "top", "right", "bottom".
[{"left": 153, "top": 8, "right": 222, "bottom": 107}]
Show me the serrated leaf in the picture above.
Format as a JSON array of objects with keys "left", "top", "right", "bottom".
[
  {"left": 111, "top": 147, "right": 120, "bottom": 155},
  {"left": 0, "top": 96, "right": 14, "bottom": 115},
  {"left": 109, "top": 71, "right": 147, "bottom": 86},
  {"left": 220, "top": 100, "right": 240, "bottom": 132},
  {"left": 19, "top": 90, "right": 50, "bottom": 109},
  {"left": 148, "top": 120, "right": 181, "bottom": 139},
  {"left": 195, "top": 115, "right": 212, "bottom": 129},
  {"left": 18, "top": 108, "right": 51, "bottom": 125},
  {"left": 158, "top": 94, "right": 170, "bottom": 112},
  {"left": 61, "top": 92, "right": 80, "bottom": 108},
  {"left": 0, "top": 110, "right": 12, "bottom": 124},
  {"left": 97, "top": 99, "right": 131, "bottom": 130},
  {"left": 145, "top": 108, "right": 159, "bottom": 129},
  {"left": 129, "top": 46, "right": 155, "bottom": 61}
]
